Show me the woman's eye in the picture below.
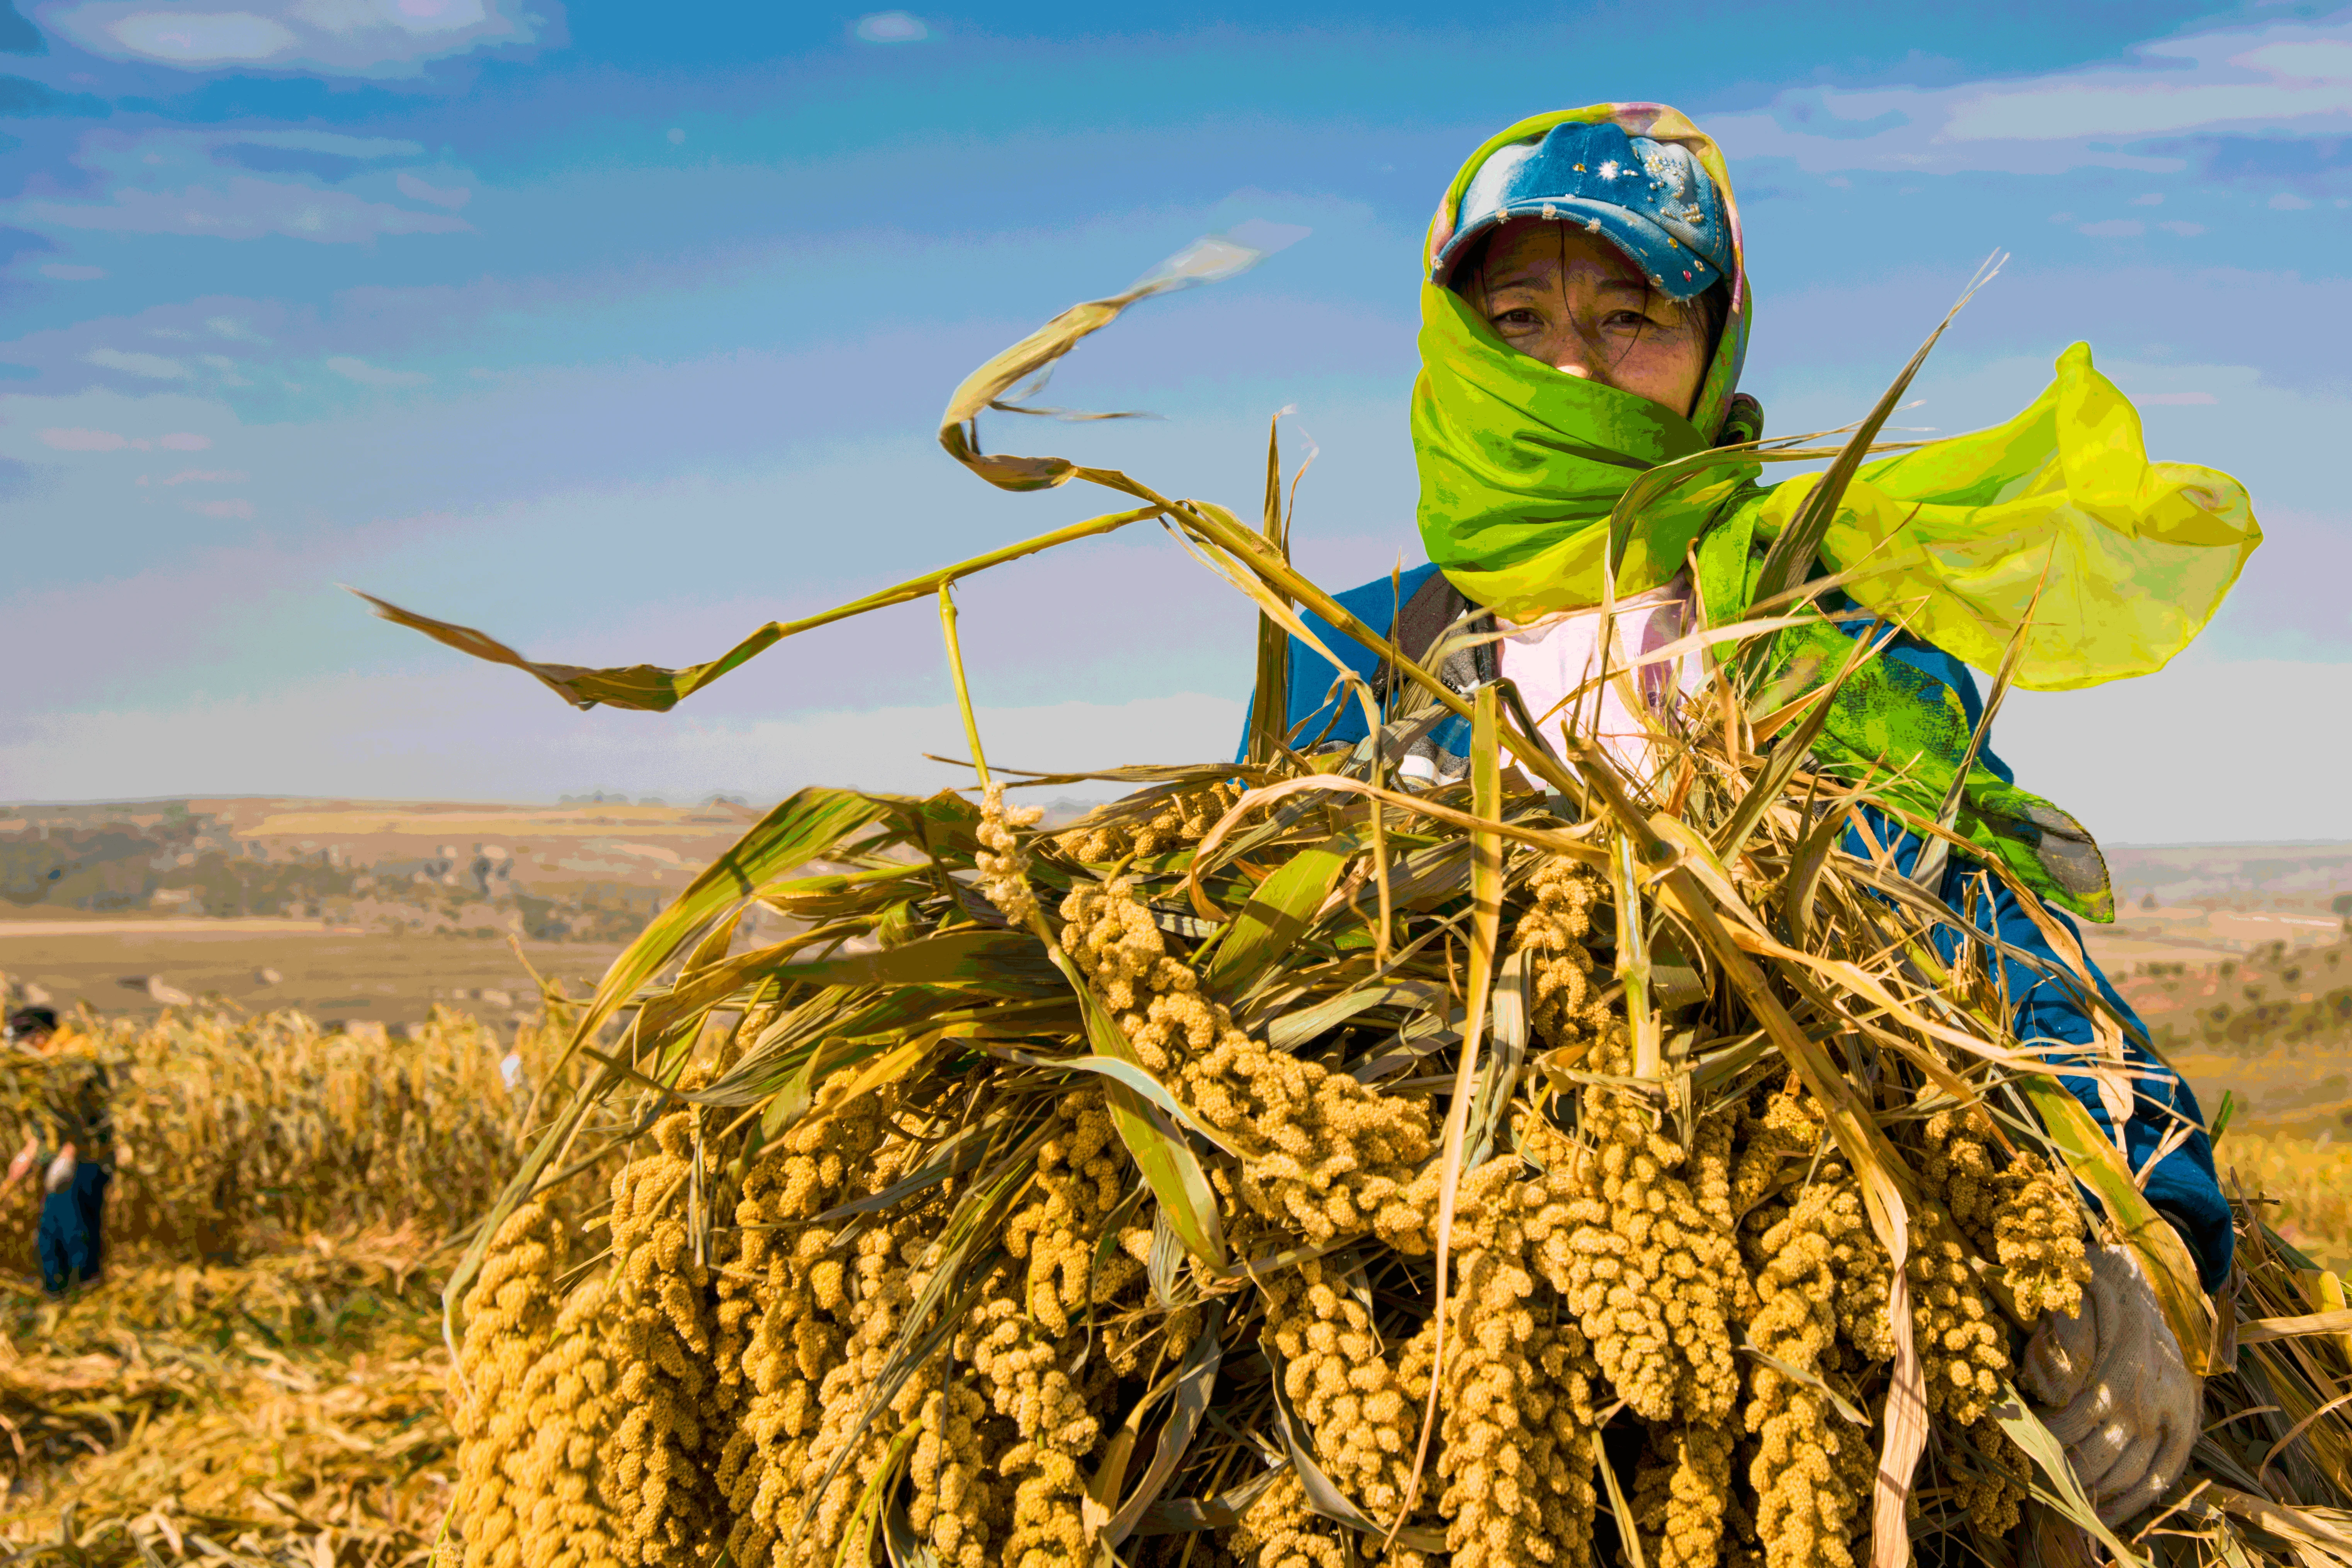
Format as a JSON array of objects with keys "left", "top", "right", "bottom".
[{"left": 1490, "top": 308, "right": 1541, "bottom": 331}]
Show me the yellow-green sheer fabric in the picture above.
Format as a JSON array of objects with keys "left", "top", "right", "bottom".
[{"left": 1747, "top": 343, "right": 2260, "bottom": 688}]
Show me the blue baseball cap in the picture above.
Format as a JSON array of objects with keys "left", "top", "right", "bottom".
[{"left": 1431, "top": 120, "right": 1730, "bottom": 300}]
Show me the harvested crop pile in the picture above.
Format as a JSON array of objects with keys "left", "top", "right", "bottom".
[
  {"left": 420, "top": 749, "right": 2352, "bottom": 1568},
  {"left": 0, "top": 1004, "right": 564, "bottom": 1266},
  {"left": 0, "top": 1004, "right": 593, "bottom": 1568},
  {"left": 365, "top": 243, "right": 2352, "bottom": 1566}
]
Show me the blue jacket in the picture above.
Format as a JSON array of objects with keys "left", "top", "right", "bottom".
[{"left": 1244, "top": 562, "right": 2233, "bottom": 1288}]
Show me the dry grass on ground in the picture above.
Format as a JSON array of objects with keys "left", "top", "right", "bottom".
[
  {"left": 0, "top": 1002, "right": 588, "bottom": 1568},
  {"left": 2219, "top": 1132, "right": 2352, "bottom": 1274}
]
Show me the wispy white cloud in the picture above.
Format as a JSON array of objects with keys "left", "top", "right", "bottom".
[
  {"left": 85, "top": 9, "right": 298, "bottom": 63},
  {"left": 197, "top": 353, "right": 252, "bottom": 386},
  {"left": 325, "top": 354, "right": 429, "bottom": 387},
  {"left": 1707, "top": 12, "right": 2352, "bottom": 173},
  {"left": 853, "top": 11, "right": 927, "bottom": 44},
  {"left": 0, "top": 296, "right": 314, "bottom": 396},
  {"left": 394, "top": 170, "right": 470, "bottom": 209},
  {"left": 37, "top": 426, "right": 130, "bottom": 450},
  {"left": 2, "top": 129, "right": 474, "bottom": 245},
  {"left": 39, "top": 0, "right": 549, "bottom": 78},
  {"left": 84, "top": 347, "right": 190, "bottom": 379},
  {"left": 21, "top": 175, "right": 469, "bottom": 241},
  {"left": 37, "top": 426, "right": 212, "bottom": 450},
  {"left": 231, "top": 129, "right": 425, "bottom": 158}
]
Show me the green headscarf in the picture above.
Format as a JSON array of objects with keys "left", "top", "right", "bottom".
[
  {"left": 1413, "top": 102, "right": 2263, "bottom": 694},
  {"left": 1415, "top": 104, "right": 1755, "bottom": 619}
]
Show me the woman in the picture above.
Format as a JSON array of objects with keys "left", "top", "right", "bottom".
[{"left": 1259, "top": 105, "right": 2258, "bottom": 1525}]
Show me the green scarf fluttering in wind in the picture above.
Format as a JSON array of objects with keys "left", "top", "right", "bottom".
[
  {"left": 1745, "top": 342, "right": 2262, "bottom": 688},
  {"left": 1413, "top": 103, "right": 2264, "bottom": 918}
]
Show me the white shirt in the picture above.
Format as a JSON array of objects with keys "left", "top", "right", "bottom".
[{"left": 1496, "top": 572, "right": 1710, "bottom": 781}]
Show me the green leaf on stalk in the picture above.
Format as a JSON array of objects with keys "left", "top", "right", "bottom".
[
  {"left": 566, "top": 787, "right": 892, "bottom": 1065},
  {"left": 1000, "top": 1050, "right": 1247, "bottom": 1158},
  {"left": 1988, "top": 1385, "right": 2151, "bottom": 1567},
  {"left": 1047, "top": 945, "right": 1228, "bottom": 1267},
  {"left": 1202, "top": 835, "right": 1361, "bottom": 998},
  {"left": 778, "top": 928, "right": 1063, "bottom": 996}
]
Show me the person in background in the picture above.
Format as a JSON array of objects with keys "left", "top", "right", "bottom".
[{"left": 0, "top": 1006, "right": 114, "bottom": 1295}]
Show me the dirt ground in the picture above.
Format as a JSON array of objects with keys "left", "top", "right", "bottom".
[{"left": 0, "top": 912, "right": 622, "bottom": 1030}]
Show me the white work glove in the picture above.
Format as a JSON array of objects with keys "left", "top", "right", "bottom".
[
  {"left": 42, "top": 1146, "right": 75, "bottom": 1194},
  {"left": 2021, "top": 1242, "right": 2201, "bottom": 1524}
]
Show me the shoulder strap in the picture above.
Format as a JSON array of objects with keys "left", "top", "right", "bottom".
[{"left": 1380, "top": 570, "right": 1494, "bottom": 700}]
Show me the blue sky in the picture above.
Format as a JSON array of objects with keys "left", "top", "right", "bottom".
[{"left": 0, "top": 0, "right": 2345, "bottom": 841}]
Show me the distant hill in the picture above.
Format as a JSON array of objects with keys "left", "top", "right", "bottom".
[
  {"left": 2058, "top": 842, "right": 2352, "bottom": 975},
  {"left": 2105, "top": 841, "right": 2352, "bottom": 912},
  {"left": 0, "top": 796, "right": 766, "bottom": 941},
  {"left": 6, "top": 798, "right": 2344, "bottom": 954}
]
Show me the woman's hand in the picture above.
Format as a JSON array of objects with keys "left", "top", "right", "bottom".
[
  {"left": 2, "top": 1135, "right": 36, "bottom": 1192},
  {"left": 2021, "top": 1243, "right": 2201, "bottom": 1523}
]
